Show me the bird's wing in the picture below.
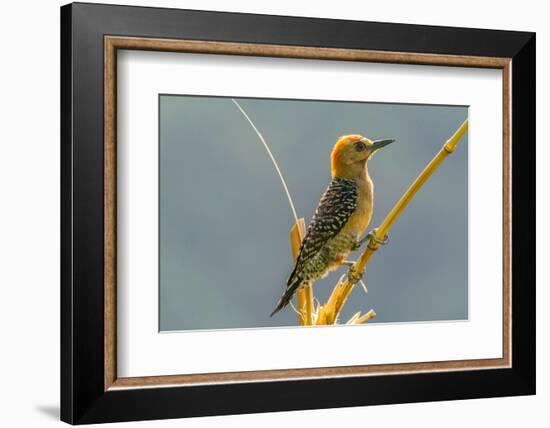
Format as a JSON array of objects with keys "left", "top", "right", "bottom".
[{"left": 288, "top": 178, "right": 358, "bottom": 285}]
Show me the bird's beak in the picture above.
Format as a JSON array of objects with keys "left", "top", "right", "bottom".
[{"left": 371, "top": 138, "right": 395, "bottom": 151}]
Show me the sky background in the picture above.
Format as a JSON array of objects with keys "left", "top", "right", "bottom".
[{"left": 159, "top": 95, "right": 468, "bottom": 331}]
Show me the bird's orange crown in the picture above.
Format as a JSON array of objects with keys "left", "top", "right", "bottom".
[{"left": 331, "top": 134, "right": 372, "bottom": 177}]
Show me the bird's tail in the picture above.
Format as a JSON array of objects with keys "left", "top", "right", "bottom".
[{"left": 270, "top": 277, "right": 302, "bottom": 317}]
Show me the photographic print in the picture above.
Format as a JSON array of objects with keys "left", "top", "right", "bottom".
[
  {"left": 62, "top": 6, "right": 534, "bottom": 422},
  {"left": 159, "top": 95, "right": 468, "bottom": 331}
]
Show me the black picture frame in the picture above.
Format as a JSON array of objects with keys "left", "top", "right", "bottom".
[{"left": 61, "top": 2, "right": 535, "bottom": 424}]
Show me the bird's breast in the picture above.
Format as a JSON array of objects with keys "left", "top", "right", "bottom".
[{"left": 343, "top": 175, "right": 374, "bottom": 238}]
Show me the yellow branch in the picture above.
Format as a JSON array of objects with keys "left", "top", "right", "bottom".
[
  {"left": 354, "top": 309, "right": 377, "bottom": 324},
  {"left": 317, "top": 119, "right": 469, "bottom": 324}
]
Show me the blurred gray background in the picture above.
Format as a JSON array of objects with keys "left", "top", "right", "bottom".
[{"left": 159, "top": 95, "right": 468, "bottom": 331}]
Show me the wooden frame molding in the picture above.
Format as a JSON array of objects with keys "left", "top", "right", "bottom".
[{"left": 104, "top": 35, "right": 512, "bottom": 391}]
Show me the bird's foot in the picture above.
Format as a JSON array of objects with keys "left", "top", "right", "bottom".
[
  {"left": 369, "top": 229, "right": 389, "bottom": 246},
  {"left": 341, "top": 261, "right": 368, "bottom": 292},
  {"left": 347, "top": 263, "right": 363, "bottom": 284},
  {"left": 353, "top": 228, "right": 389, "bottom": 250}
]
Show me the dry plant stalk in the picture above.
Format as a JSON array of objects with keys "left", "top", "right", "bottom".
[
  {"left": 289, "top": 219, "right": 314, "bottom": 325},
  {"left": 291, "top": 119, "right": 469, "bottom": 326}
]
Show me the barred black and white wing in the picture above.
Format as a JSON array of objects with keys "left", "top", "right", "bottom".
[
  {"left": 270, "top": 178, "right": 358, "bottom": 317},
  {"left": 289, "top": 178, "right": 358, "bottom": 285}
]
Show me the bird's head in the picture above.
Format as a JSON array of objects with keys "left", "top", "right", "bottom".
[{"left": 331, "top": 134, "right": 395, "bottom": 178}]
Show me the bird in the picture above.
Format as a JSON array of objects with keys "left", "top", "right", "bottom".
[{"left": 271, "top": 134, "right": 395, "bottom": 317}]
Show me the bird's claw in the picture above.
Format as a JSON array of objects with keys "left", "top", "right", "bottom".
[
  {"left": 347, "top": 265, "right": 363, "bottom": 284},
  {"left": 354, "top": 228, "right": 389, "bottom": 250},
  {"left": 341, "top": 262, "right": 367, "bottom": 290},
  {"left": 368, "top": 229, "right": 389, "bottom": 246}
]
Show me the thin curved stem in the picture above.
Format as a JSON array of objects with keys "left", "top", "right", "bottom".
[{"left": 231, "top": 99, "right": 299, "bottom": 224}]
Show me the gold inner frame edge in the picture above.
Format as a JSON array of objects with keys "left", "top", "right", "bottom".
[{"left": 104, "top": 36, "right": 512, "bottom": 391}]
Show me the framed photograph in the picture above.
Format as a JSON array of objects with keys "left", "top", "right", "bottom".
[{"left": 60, "top": 2, "right": 535, "bottom": 424}]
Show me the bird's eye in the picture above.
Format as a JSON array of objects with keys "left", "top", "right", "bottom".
[{"left": 354, "top": 141, "right": 366, "bottom": 152}]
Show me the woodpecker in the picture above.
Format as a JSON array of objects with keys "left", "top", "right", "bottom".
[{"left": 271, "top": 135, "right": 394, "bottom": 317}]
